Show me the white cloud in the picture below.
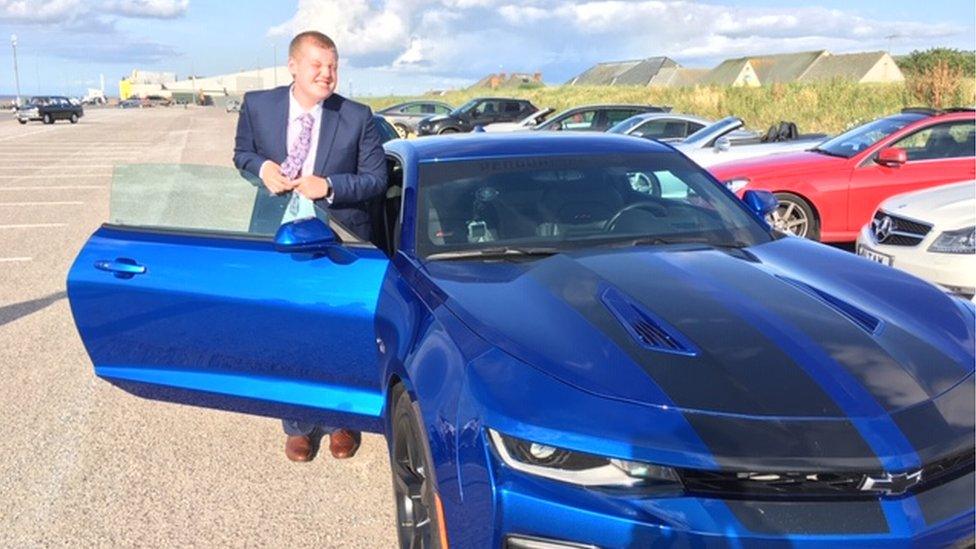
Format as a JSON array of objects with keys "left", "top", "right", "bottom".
[
  {"left": 0, "top": 0, "right": 189, "bottom": 22},
  {"left": 268, "top": 0, "right": 968, "bottom": 93}
]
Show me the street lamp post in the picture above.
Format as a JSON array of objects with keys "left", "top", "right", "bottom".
[{"left": 10, "top": 34, "right": 22, "bottom": 107}]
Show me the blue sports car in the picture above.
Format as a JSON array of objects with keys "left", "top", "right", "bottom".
[{"left": 67, "top": 133, "right": 974, "bottom": 548}]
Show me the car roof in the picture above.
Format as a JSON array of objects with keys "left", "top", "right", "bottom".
[
  {"left": 624, "top": 112, "right": 707, "bottom": 122},
  {"left": 385, "top": 131, "right": 674, "bottom": 162}
]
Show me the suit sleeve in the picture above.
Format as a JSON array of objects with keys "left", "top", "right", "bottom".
[
  {"left": 233, "top": 95, "right": 268, "bottom": 178},
  {"left": 326, "top": 110, "right": 388, "bottom": 204}
]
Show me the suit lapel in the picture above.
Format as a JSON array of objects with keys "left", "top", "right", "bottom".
[
  {"left": 315, "top": 94, "right": 342, "bottom": 176},
  {"left": 272, "top": 86, "right": 289, "bottom": 163}
]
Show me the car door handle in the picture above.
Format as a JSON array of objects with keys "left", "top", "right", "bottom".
[{"left": 94, "top": 258, "right": 146, "bottom": 276}]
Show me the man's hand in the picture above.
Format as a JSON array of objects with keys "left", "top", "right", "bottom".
[
  {"left": 259, "top": 161, "right": 296, "bottom": 195},
  {"left": 293, "top": 175, "right": 332, "bottom": 201}
]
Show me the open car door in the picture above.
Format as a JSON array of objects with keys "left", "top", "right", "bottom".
[{"left": 66, "top": 165, "right": 389, "bottom": 432}]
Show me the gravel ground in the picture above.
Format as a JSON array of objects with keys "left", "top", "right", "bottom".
[{"left": 0, "top": 106, "right": 397, "bottom": 548}]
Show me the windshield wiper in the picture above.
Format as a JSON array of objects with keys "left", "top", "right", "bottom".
[
  {"left": 425, "top": 246, "right": 560, "bottom": 260},
  {"left": 609, "top": 236, "right": 749, "bottom": 249},
  {"left": 810, "top": 147, "right": 847, "bottom": 158}
]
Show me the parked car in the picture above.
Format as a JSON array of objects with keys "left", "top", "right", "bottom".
[
  {"left": 145, "top": 95, "right": 172, "bottom": 107},
  {"left": 377, "top": 100, "right": 453, "bottom": 137},
  {"left": 483, "top": 107, "right": 555, "bottom": 132},
  {"left": 225, "top": 100, "right": 241, "bottom": 113},
  {"left": 66, "top": 133, "right": 974, "bottom": 548},
  {"left": 533, "top": 104, "right": 669, "bottom": 132},
  {"left": 856, "top": 180, "right": 975, "bottom": 300},
  {"left": 17, "top": 96, "right": 84, "bottom": 124},
  {"left": 118, "top": 97, "right": 147, "bottom": 109},
  {"left": 416, "top": 97, "right": 536, "bottom": 135},
  {"left": 712, "top": 108, "right": 976, "bottom": 241},
  {"left": 608, "top": 112, "right": 712, "bottom": 142},
  {"left": 674, "top": 116, "right": 827, "bottom": 167}
]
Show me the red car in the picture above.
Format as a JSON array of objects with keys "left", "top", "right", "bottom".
[{"left": 710, "top": 108, "right": 975, "bottom": 242}]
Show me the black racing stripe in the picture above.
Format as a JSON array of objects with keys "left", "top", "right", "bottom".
[
  {"left": 568, "top": 251, "right": 847, "bottom": 417},
  {"left": 684, "top": 413, "right": 882, "bottom": 471},
  {"left": 665, "top": 250, "right": 938, "bottom": 412},
  {"left": 916, "top": 472, "right": 976, "bottom": 526},
  {"left": 894, "top": 378, "right": 976, "bottom": 465},
  {"left": 725, "top": 500, "right": 889, "bottom": 535}
]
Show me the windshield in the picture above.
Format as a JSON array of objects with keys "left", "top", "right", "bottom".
[
  {"left": 416, "top": 153, "right": 771, "bottom": 259},
  {"left": 607, "top": 115, "right": 646, "bottom": 135},
  {"left": 681, "top": 116, "right": 742, "bottom": 146},
  {"left": 814, "top": 114, "right": 925, "bottom": 158},
  {"left": 450, "top": 99, "right": 479, "bottom": 117}
]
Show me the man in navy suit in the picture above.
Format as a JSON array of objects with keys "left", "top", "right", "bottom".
[{"left": 233, "top": 31, "right": 387, "bottom": 462}]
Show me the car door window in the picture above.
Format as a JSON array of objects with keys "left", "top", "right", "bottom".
[
  {"left": 433, "top": 104, "right": 451, "bottom": 114},
  {"left": 892, "top": 121, "right": 976, "bottom": 161},
  {"left": 402, "top": 104, "right": 426, "bottom": 114},
  {"left": 559, "top": 110, "right": 597, "bottom": 130},
  {"left": 472, "top": 101, "right": 500, "bottom": 118},
  {"left": 606, "top": 109, "right": 642, "bottom": 128},
  {"left": 109, "top": 164, "right": 333, "bottom": 239},
  {"left": 633, "top": 119, "right": 688, "bottom": 139}
]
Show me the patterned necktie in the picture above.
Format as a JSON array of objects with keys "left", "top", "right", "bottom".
[
  {"left": 280, "top": 112, "right": 314, "bottom": 180},
  {"left": 280, "top": 113, "right": 316, "bottom": 220}
]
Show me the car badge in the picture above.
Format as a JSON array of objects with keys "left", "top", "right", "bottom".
[
  {"left": 872, "top": 215, "right": 894, "bottom": 243},
  {"left": 859, "top": 470, "right": 923, "bottom": 496}
]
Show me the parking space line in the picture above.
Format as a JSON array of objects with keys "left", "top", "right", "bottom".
[
  {"left": 0, "top": 201, "right": 85, "bottom": 206},
  {"left": 0, "top": 256, "right": 32, "bottom": 262},
  {"left": 0, "top": 223, "right": 67, "bottom": 229},
  {"left": 0, "top": 185, "right": 105, "bottom": 191}
]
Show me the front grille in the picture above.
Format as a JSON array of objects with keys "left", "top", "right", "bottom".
[
  {"left": 871, "top": 210, "right": 933, "bottom": 247},
  {"left": 679, "top": 450, "right": 974, "bottom": 500}
]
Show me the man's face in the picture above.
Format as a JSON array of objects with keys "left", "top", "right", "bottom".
[{"left": 288, "top": 41, "right": 338, "bottom": 102}]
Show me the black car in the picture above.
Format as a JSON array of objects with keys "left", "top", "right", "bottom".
[
  {"left": 17, "top": 96, "right": 84, "bottom": 125},
  {"left": 416, "top": 97, "right": 537, "bottom": 135},
  {"left": 372, "top": 114, "right": 399, "bottom": 143},
  {"left": 534, "top": 104, "right": 670, "bottom": 132}
]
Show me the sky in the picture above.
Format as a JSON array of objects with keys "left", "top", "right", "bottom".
[{"left": 0, "top": 0, "right": 973, "bottom": 97}]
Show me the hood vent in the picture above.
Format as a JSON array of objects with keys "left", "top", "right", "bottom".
[
  {"left": 777, "top": 276, "right": 883, "bottom": 335},
  {"left": 600, "top": 286, "right": 699, "bottom": 356}
]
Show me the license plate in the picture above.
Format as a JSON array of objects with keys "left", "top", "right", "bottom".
[{"left": 857, "top": 245, "right": 893, "bottom": 266}]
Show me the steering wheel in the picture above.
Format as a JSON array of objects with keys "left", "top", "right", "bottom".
[
  {"left": 628, "top": 172, "right": 661, "bottom": 197},
  {"left": 603, "top": 201, "right": 668, "bottom": 232}
]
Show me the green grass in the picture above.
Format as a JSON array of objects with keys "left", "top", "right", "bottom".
[{"left": 362, "top": 79, "right": 976, "bottom": 134}]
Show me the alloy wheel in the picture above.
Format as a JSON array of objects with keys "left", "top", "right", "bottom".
[
  {"left": 766, "top": 199, "right": 809, "bottom": 237},
  {"left": 391, "top": 392, "right": 443, "bottom": 549}
]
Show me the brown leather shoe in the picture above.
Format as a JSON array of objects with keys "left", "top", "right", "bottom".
[
  {"left": 329, "top": 429, "right": 361, "bottom": 459},
  {"left": 285, "top": 434, "right": 313, "bottom": 462}
]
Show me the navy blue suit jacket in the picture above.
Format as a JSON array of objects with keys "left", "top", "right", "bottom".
[{"left": 233, "top": 87, "right": 387, "bottom": 239}]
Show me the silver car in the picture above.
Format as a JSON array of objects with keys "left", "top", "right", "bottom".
[
  {"left": 607, "top": 112, "right": 712, "bottom": 142},
  {"left": 377, "top": 100, "right": 453, "bottom": 137}
]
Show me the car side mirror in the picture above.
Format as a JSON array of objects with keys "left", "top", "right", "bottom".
[
  {"left": 715, "top": 137, "right": 732, "bottom": 152},
  {"left": 875, "top": 147, "right": 907, "bottom": 167},
  {"left": 274, "top": 217, "right": 337, "bottom": 253},
  {"left": 742, "top": 190, "right": 778, "bottom": 218}
]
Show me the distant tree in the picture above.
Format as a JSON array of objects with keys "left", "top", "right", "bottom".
[{"left": 897, "top": 48, "right": 975, "bottom": 77}]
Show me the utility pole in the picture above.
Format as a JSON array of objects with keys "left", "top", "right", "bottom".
[{"left": 10, "top": 34, "right": 22, "bottom": 107}]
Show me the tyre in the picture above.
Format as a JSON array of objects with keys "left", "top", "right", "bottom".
[
  {"left": 43, "top": 114, "right": 53, "bottom": 125},
  {"left": 768, "top": 192, "right": 820, "bottom": 240},
  {"left": 389, "top": 384, "right": 446, "bottom": 549},
  {"left": 18, "top": 119, "right": 27, "bottom": 125},
  {"left": 438, "top": 128, "right": 458, "bottom": 135},
  {"left": 394, "top": 123, "right": 409, "bottom": 139},
  {"left": 70, "top": 113, "right": 79, "bottom": 124}
]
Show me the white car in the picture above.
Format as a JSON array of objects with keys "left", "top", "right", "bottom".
[
  {"left": 483, "top": 107, "right": 554, "bottom": 132},
  {"left": 677, "top": 116, "right": 827, "bottom": 168},
  {"left": 856, "top": 180, "right": 976, "bottom": 300}
]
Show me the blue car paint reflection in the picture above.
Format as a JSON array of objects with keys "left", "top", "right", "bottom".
[{"left": 67, "top": 133, "right": 975, "bottom": 547}]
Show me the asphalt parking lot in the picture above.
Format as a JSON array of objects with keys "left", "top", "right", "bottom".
[{"left": 0, "top": 107, "right": 396, "bottom": 547}]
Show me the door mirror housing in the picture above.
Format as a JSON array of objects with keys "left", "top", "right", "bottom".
[
  {"left": 714, "top": 136, "right": 732, "bottom": 152},
  {"left": 742, "top": 190, "right": 779, "bottom": 218},
  {"left": 875, "top": 147, "right": 907, "bottom": 167},
  {"left": 274, "top": 217, "right": 337, "bottom": 253}
]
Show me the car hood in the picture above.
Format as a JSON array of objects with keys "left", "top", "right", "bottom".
[
  {"left": 424, "top": 238, "right": 973, "bottom": 418},
  {"left": 423, "top": 114, "right": 452, "bottom": 124},
  {"left": 879, "top": 180, "right": 976, "bottom": 227},
  {"left": 709, "top": 150, "right": 845, "bottom": 180}
]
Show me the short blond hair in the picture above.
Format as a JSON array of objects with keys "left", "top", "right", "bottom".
[{"left": 289, "top": 31, "right": 337, "bottom": 58}]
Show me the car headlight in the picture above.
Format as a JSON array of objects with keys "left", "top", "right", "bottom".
[
  {"left": 488, "top": 429, "right": 681, "bottom": 491},
  {"left": 724, "top": 178, "right": 750, "bottom": 193},
  {"left": 928, "top": 226, "right": 975, "bottom": 254}
]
